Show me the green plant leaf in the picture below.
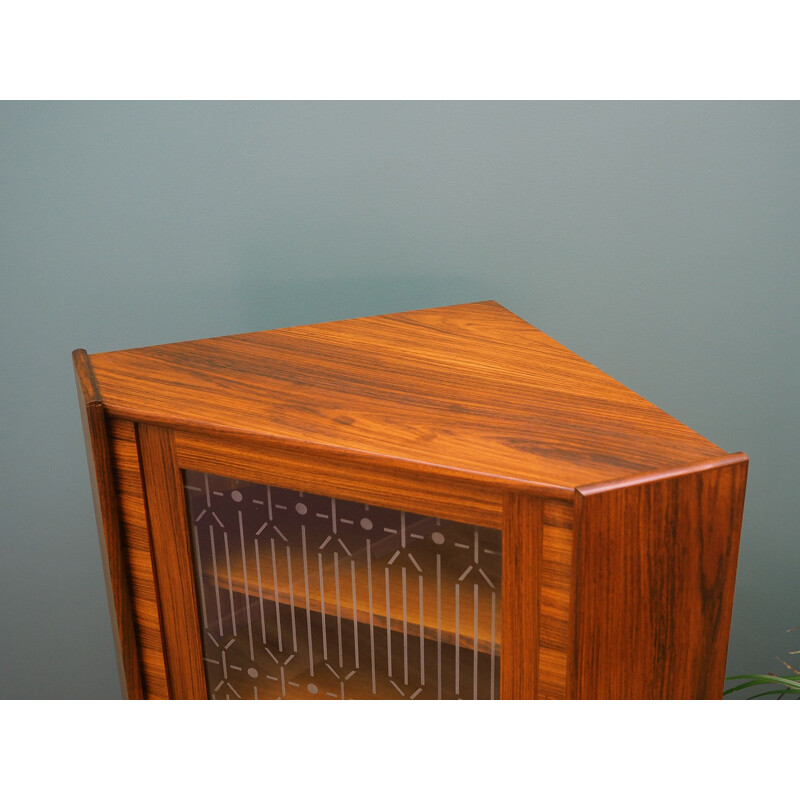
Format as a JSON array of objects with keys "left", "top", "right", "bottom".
[
  {"left": 725, "top": 625, "right": 800, "bottom": 698},
  {"left": 724, "top": 673, "right": 800, "bottom": 696}
]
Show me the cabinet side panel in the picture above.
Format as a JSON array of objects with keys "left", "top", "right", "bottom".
[
  {"left": 73, "top": 352, "right": 143, "bottom": 699},
  {"left": 107, "top": 419, "right": 169, "bottom": 699},
  {"left": 571, "top": 456, "right": 748, "bottom": 699},
  {"left": 501, "top": 493, "right": 542, "bottom": 699},
  {"left": 538, "top": 498, "right": 574, "bottom": 699}
]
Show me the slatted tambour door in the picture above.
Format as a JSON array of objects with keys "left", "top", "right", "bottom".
[{"left": 184, "top": 471, "right": 502, "bottom": 700}]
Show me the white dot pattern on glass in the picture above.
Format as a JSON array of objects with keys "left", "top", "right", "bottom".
[{"left": 184, "top": 469, "right": 502, "bottom": 701}]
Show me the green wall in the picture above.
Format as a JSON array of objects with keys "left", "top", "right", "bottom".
[{"left": 2, "top": 101, "right": 797, "bottom": 698}]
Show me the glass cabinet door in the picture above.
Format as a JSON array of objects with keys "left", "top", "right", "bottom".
[{"left": 183, "top": 470, "right": 502, "bottom": 700}]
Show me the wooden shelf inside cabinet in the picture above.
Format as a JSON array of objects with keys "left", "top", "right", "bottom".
[
  {"left": 74, "top": 300, "right": 748, "bottom": 700},
  {"left": 214, "top": 602, "right": 496, "bottom": 700},
  {"left": 184, "top": 470, "right": 502, "bottom": 699},
  {"left": 205, "top": 518, "right": 503, "bottom": 654}
]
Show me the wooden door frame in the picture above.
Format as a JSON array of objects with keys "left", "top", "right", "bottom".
[{"left": 135, "top": 422, "right": 546, "bottom": 700}]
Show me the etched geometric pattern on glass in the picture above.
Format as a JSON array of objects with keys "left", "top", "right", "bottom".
[{"left": 183, "top": 470, "right": 502, "bottom": 700}]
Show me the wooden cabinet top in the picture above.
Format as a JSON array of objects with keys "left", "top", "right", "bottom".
[{"left": 83, "top": 300, "right": 726, "bottom": 496}]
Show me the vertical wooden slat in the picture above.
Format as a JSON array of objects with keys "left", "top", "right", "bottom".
[
  {"left": 537, "top": 498, "right": 574, "bottom": 699},
  {"left": 500, "top": 492, "right": 543, "bottom": 699},
  {"left": 571, "top": 454, "right": 749, "bottom": 699},
  {"left": 72, "top": 349, "right": 144, "bottom": 699},
  {"left": 137, "top": 423, "right": 207, "bottom": 699},
  {"left": 107, "top": 419, "right": 169, "bottom": 698}
]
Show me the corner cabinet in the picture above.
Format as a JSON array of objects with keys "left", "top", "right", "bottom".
[{"left": 74, "top": 302, "right": 748, "bottom": 700}]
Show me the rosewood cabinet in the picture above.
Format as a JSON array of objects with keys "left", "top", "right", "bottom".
[{"left": 74, "top": 301, "right": 748, "bottom": 700}]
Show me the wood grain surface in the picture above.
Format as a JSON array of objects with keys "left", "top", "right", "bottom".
[
  {"left": 73, "top": 350, "right": 143, "bottom": 699},
  {"left": 537, "top": 498, "right": 574, "bottom": 699},
  {"left": 87, "top": 302, "right": 726, "bottom": 493},
  {"left": 107, "top": 419, "right": 168, "bottom": 698},
  {"left": 570, "top": 453, "right": 748, "bottom": 699},
  {"left": 175, "top": 428, "right": 506, "bottom": 527},
  {"left": 501, "top": 492, "right": 543, "bottom": 699},
  {"left": 138, "top": 424, "right": 207, "bottom": 699}
]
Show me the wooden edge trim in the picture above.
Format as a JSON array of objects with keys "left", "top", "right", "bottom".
[
  {"left": 72, "top": 348, "right": 102, "bottom": 405},
  {"left": 103, "top": 409, "right": 575, "bottom": 501},
  {"left": 73, "top": 356, "right": 143, "bottom": 699},
  {"left": 138, "top": 424, "right": 207, "bottom": 699},
  {"left": 500, "top": 491, "right": 543, "bottom": 699},
  {"left": 576, "top": 451, "right": 749, "bottom": 497}
]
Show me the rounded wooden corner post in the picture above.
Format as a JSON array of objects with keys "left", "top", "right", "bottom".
[
  {"left": 72, "top": 348, "right": 144, "bottom": 699},
  {"left": 137, "top": 423, "right": 207, "bottom": 699},
  {"left": 501, "top": 491, "right": 544, "bottom": 699},
  {"left": 569, "top": 452, "right": 749, "bottom": 699}
]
